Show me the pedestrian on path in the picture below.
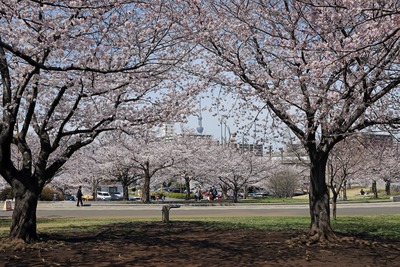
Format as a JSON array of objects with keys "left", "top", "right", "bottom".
[{"left": 76, "top": 186, "right": 83, "bottom": 207}]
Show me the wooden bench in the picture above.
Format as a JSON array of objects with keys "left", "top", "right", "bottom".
[{"left": 161, "top": 204, "right": 181, "bottom": 223}]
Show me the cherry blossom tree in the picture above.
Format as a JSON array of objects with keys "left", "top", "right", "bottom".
[
  {"left": 381, "top": 145, "right": 400, "bottom": 194},
  {"left": 204, "top": 144, "right": 272, "bottom": 202},
  {"left": 327, "top": 138, "right": 367, "bottom": 219},
  {"left": 0, "top": 1, "right": 194, "bottom": 242},
  {"left": 98, "top": 129, "right": 179, "bottom": 203},
  {"left": 328, "top": 134, "right": 399, "bottom": 219},
  {"left": 166, "top": 129, "right": 220, "bottom": 200},
  {"left": 105, "top": 163, "right": 142, "bottom": 201},
  {"left": 176, "top": 1, "right": 400, "bottom": 242},
  {"left": 51, "top": 144, "right": 112, "bottom": 200},
  {"left": 90, "top": 131, "right": 155, "bottom": 201},
  {"left": 355, "top": 134, "right": 400, "bottom": 197}
]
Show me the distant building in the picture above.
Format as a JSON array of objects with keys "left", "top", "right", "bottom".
[
  {"left": 236, "top": 143, "right": 264, "bottom": 156},
  {"left": 353, "top": 132, "right": 394, "bottom": 149},
  {"left": 98, "top": 183, "right": 123, "bottom": 194},
  {"left": 159, "top": 122, "right": 175, "bottom": 138},
  {"left": 178, "top": 133, "right": 214, "bottom": 140}
]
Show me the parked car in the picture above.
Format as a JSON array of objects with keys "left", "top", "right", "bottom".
[
  {"left": 129, "top": 196, "right": 141, "bottom": 201},
  {"left": 169, "top": 188, "right": 182, "bottom": 193},
  {"left": 254, "top": 192, "right": 269, "bottom": 197},
  {"left": 154, "top": 187, "right": 170, "bottom": 192},
  {"left": 64, "top": 194, "right": 75, "bottom": 201},
  {"left": 110, "top": 192, "right": 123, "bottom": 200},
  {"left": 248, "top": 192, "right": 269, "bottom": 197},
  {"left": 97, "top": 191, "right": 112, "bottom": 201}
]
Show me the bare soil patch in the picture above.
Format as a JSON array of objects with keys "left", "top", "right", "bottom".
[{"left": 0, "top": 221, "right": 399, "bottom": 266}]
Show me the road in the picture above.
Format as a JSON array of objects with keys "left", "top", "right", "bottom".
[{"left": 2, "top": 200, "right": 400, "bottom": 219}]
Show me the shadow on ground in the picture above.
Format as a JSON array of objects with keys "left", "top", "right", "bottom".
[{"left": 1, "top": 221, "right": 399, "bottom": 266}]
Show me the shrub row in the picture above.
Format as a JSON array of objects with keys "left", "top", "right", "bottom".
[{"left": 0, "top": 187, "right": 65, "bottom": 201}]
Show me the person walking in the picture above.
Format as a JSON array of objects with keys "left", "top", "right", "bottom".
[
  {"left": 211, "top": 186, "right": 217, "bottom": 200},
  {"left": 197, "top": 187, "right": 202, "bottom": 201},
  {"left": 194, "top": 188, "right": 199, "bottom": 201},
  {"left": 76, "top": 186, "right": 83, "bottom": 207},
  {"left": 213, "top": 186, "right": 218, "bottom": 199}
]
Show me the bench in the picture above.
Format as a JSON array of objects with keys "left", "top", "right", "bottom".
[{"left": 161, "top": 204, "right": 181, "bottom": 223}]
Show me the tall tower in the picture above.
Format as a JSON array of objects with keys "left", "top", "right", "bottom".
[{"left": 196, "top": 99, "right": 204, "bottom": 135}]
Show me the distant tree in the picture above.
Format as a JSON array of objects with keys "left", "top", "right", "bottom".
[
  {"left": 356, "top": 135, "right": 400, "bottom": 198},
  {"left": 108, "top": 166, "right": 142, "bottom": 201},
  {"left": 376, "top": 143, "right": 400, "bottom": 196},
  {"left": 328, "top": 139, "right": 366, "bottom": 219},
  {"left": 51, "top": 145, "right": 110, "bottom": 200},
  {"left": 208, "top": 145, "right": 272, "bottom": 203},
  {"left": 99, "top": 130, "right": 177, "bottom": 203},
  {"left": 0, "top": 187, "right": 12, "bottom": 200},
  {"left": 167, "top": 130, "right": 220, "bottom": 200},
  {"left": 268, "top": 168, "right": 300, "bottom": 198},
  {"left": 88, "top": 132, "right": 145, "bottom": 201}
]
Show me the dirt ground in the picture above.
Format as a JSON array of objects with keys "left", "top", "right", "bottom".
[{"left": 0, "top": 221, "right": 399, "bottom": 267}]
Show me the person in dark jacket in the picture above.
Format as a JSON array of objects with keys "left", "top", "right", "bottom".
[
  {"left": 211, "top": 186, "right": 217, "bottom": 200},
  {"left": 76, "top": 186, "right": 83, "bottom": 207}
]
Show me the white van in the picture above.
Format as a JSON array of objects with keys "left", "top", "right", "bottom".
[{"left": 97, "top": 191, "right": 112, "bottom": 201}]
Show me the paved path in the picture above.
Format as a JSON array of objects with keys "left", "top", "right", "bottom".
[{"left": 2, "top": 201, "right": 400, "bottom": 219}]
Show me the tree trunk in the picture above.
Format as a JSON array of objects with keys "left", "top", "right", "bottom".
[
  {"left": 332, "top": 198, "right": 337, "bottom": 220},
  {"left": 122, "top": 183, "right": 129, "bottom": 201},
  {"left": 221, "top": 184, "right": 228, "bottom": 200},
  {"left": 142, "top": 171, "right": 151, "bottom": 203},
  {"left": 10, "top": 185, "right": 39, "bottom": 243},
  {"left": 233, "top": 188, "right": 238, "bottom": 203},
  {"left": 308, "top": 155, "right": 335, "bottom": 242},
  {"left": 385, "top": 180, "right": 390, "bottom": 196},
  {"left": 372, "top": 181, "right": 378, "bottom": 199},
  {"left": 184, "top": 176, "right": 190, "bottom": 200},
  {"left": 343, "top": 180, "right": 347, "bottom": 200}
]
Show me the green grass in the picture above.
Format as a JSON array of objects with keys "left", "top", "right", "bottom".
[
  {"left": 331, "top": 215, "right": 400, "bottom": 239},
  {"left": 2, "top": 215, "right": 400, "bottom": 240}
]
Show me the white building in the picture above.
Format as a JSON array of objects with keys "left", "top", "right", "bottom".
[{"left": 159, "top": 122, "right": 175, "bottom": 138}]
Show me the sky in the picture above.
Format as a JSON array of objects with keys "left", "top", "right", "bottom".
[
  {"left": 179, "top": 93, "right": 253, "bottom": 144},
  {"left": 185, "top": 113, "right": 231, "bottom": 143}
]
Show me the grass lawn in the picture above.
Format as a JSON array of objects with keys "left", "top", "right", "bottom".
[{"left": 2, "top": 215, "right": 400, "bottom": 240}]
